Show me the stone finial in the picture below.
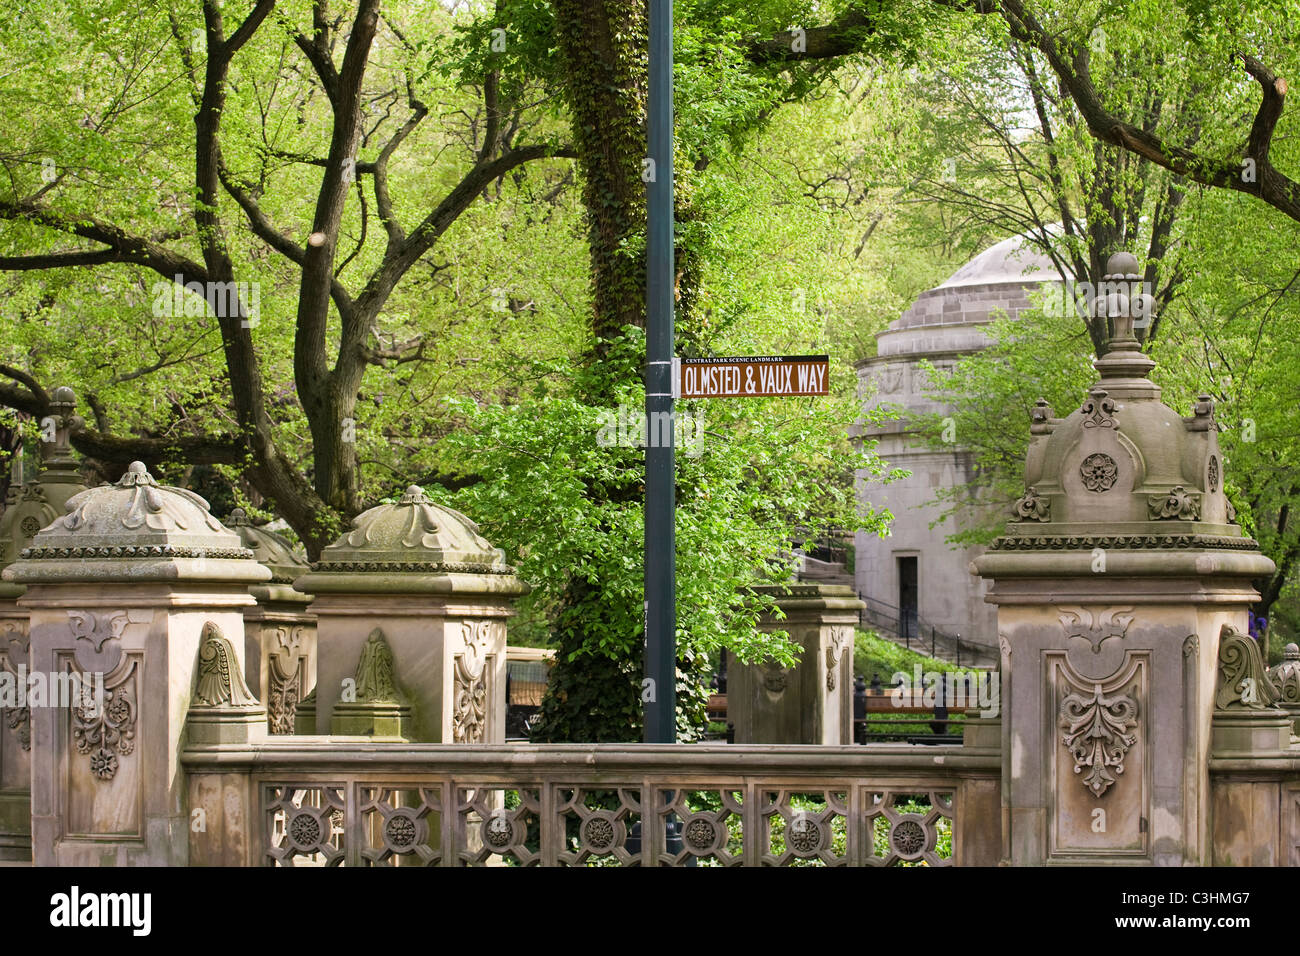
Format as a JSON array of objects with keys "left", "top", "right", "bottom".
[
  {"left": 40, "top": 386, "right": 84, "bottom": 478},
  {"left": 354, "top": 628, "right": 406, "bottom": 704},
  {"left": 330, "top": 628, "right": 411, "bottom": 736},
  {"left": 193, "top": 621, "right": 260, "bottom": 708},
  {"left": 23, "top": 460, "right": 245, "bottom": 553},
  {"left": 1269, "top": 643, "right": 1300, "bottom": 704},
  {"left": 1094, "top": 250, "right": 1156, "bottom": 354},
  {"left": 1010, "top": 486, "right": 1050, "bottom": 522},
  {"left": 1216, "top": 623, "right": 1281, "bottom": 711},
  {"left": 1105, "top": 251, "right": 1140, "bottom": 277}
]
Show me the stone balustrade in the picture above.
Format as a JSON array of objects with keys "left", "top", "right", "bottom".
[{"left": 182, "top": 734, "right": 1002, "bottom": 866}]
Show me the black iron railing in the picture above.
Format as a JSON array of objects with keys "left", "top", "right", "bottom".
[{"left": 856, "top": 593, "right": 994, "bottom": 667}]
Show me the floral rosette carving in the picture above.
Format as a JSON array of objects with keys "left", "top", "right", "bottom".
[{"left": 1079, "top": 453, "right": 1118, "bottom": 493}]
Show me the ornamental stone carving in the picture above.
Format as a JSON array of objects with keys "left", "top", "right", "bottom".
[
  {"left": 1079, "top": 453, "right": 1118, "bottom": 493},
  {"left": 194, "top": 621, "right": 260, "bottom": 708},
  {"left": 72, "top": 659, "right": 138, "bottom": 782},
  {"left": 483, "top": 813, "right": 515, "bottom": 849},
  {"left": 788, "top": 815, "right": 825, "bottom": 854},
  {"left": 876, "top": 366, "right": 903, "bottom": 394},
  {"left": 684, "top": 817, "right": 720, "bottom": 851},
  {"left": 1269, "top": 643, "right": 1300, "bottom": 704},
  {"left": 761, "top": 665, "right": 787, "bottom": 693},
  {"left": 55, "top": 461, "right": 230, "bottom": 537},
  {"left": 0, "top": 621, "right": 30, "bottom": 749},
  {"left": 1208, "top": 455, "right": 1220, "bottom": 493},
  {"left": 1011, "top": 486, "right": 1051, "bottom": 522},
  {"left": 4, "top": 704, "right": 30, "bottom": 751},
  {"left": 1080, "top": 387, "right": 1117, "bottom": 429},
  {"left": 1057, "top": 606, "right": 1134, "bottom": 654},
  {"left": 453, "top": 621, "right": 492, "bottom": 743},
  {"left": 452, "top": 656, "right": 487, "bottom": 744},
  {"left": 354, "top": 629, "right": 404, "bottom": 704},
  {"left": 384, "top": 812, "right": 419, "bottom": 849},
  {"left": 68, "top": 610, "right": 128, "bottom": 657},
  {"left": 825, "top": 626, "right": 850, "bottom": 692},
  {"left": 267, "top": 655, "right": 303, "bottom": 735},
  {"left": 1148, "top": 486, "right": 1201, "bottom": 521},
  {"left": 890, "top": 818, "right": 927, "bottom": 856},
  {"left": 1058, "top": 683, "right": 1138, "bottom": 797},
  {"left": 1216, "top": 623, "right": 1280, "bottom": 711},
  {"left": 310, "top": 485, "right": 511, "bottom": 574},
  {"left": 580, "top": 815, "right": 619, "bottom": 854},
  {"left": 264, "top": 624, "right": 309, "bottom": 735}
]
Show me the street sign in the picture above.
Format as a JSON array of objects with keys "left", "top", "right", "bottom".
[{"left": 673, "top": 355, "right": 830, "bottom": 399}]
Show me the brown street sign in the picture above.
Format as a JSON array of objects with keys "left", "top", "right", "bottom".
[{"left": 673, "top": 355, "right": 830, "bottom": 399}]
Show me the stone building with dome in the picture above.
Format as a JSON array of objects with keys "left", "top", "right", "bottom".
[{"left": 855, "top": 236, "right": 1064, "bottom": 660}]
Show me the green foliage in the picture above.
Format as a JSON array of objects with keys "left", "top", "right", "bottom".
[
  {"left": 434, "top": 329, "right": 896, "bottom": 741},
  {"left": 853, "top": 629, "right": 961, "bottom": 683}
]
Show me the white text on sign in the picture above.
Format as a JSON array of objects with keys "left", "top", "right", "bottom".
[{"left": 676, "top": 355, "right": 830, "bottom": 399}]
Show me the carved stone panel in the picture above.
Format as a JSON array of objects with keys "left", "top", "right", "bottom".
[
  {"left": 453, "top": 621, "right": 494, "bottom": 743},
  {"left": 1047, "top": 652, "right": 1149, "bottom": 860},
  {"left": 61, "top": 650, "right": 143, "bottom": 838}
]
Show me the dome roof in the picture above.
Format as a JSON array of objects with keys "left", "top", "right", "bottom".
[
  {"left": 937, "top": 235, "right": 1061, "bottom": 288},
  {"left": 869, "top": 235, "right": 1066, "bottom": 361},
  {"left": 226, "top": 507, "right": 308, "bottom": 584}
]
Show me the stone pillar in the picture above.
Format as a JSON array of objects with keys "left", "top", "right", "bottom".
[
  {"left": 728, "top": 584, "right": 863, "bottom": 744},
  {"left": 295, "top": 487, "right": 526, "bottom": 742},
  {"left": 225, "top": 508, "right": 317, "bottom": 734},
  {"left": 974, "top": 253, "right": 1276, "bottom": 866},
  {"left": 2, "top": 462, "right": 269, "bottom": 865},
  {"left": 0, "top": 386, "right": 88, "bottom": 861},
  {"left": 1208, "top": 625, "right": 1295, "bottom": 865}
]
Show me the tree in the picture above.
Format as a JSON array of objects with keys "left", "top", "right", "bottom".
[{"left": 0, "top": 0, "right": 576, "bottom": 555}]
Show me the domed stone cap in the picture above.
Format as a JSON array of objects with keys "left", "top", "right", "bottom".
[
  {"left": 22, "top": 461, "right": 249, "bottom": 555},
  {"left": 226, "top": 507, "right": 309, "bottom": 584},
  {"left": 1, "top": 463, "right": 271, "bottom": 587},
  {"left": 311, "top": 486, "right": 512, "bottom": 573},
  {"left": 294, "top": 486, "right": 525, "bottom": 597},
  {"left": 976, "top": 251, "right": 1277, "bottom": 581}
]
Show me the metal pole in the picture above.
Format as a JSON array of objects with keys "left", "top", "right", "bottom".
[{"left": 644, "top": 0, "right": 676, "bottom": 744}]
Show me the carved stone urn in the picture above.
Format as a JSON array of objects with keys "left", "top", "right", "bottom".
[
  {"left": 974, "top": 252, "right": 1276, "bottom": 865},
  {"left": 293, "top": 486, "right": 526, "bottom": 742},
  {"left": 2, "top": 461, "right": 269, "bottom": 865}
]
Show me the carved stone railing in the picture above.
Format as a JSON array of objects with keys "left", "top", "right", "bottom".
[{"left": 182, "top": 740, "right": 1001, "bottom": 867}]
